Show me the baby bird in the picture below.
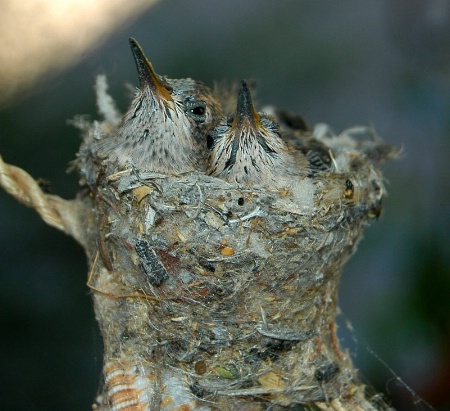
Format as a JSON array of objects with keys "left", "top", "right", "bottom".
[
  {"left": 207, "top": 80, "right": 309, "bottom": 187},
  {"left": 95, "top": 38, "right": 222, "bottom": 176}
]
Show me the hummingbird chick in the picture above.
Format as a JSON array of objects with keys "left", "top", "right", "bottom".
[
  {"left": 207, "top": 80, "right": 308, "bottom": 187},
  {"left": 96, "top": 38, "right": 222, "bottom": 176}
]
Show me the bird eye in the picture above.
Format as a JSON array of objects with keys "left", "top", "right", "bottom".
[
  {"left": 184, "top": 98, "right": 207, "bottom": 123},
  {"left": 192, "top": 106, "right": 205, "bottom": 116}
]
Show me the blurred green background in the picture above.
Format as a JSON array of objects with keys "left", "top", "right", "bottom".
[{"left": 1, "top": 1, "right": 449, "bottom": 410}]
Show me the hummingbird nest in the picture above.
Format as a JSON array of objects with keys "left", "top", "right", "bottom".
[{"left": 0, "top": 38, "right": 399, "bottom": 411}]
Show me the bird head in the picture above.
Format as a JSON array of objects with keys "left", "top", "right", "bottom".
[{"left": 207, "top": 80, "right": 299, "bottom": 186}]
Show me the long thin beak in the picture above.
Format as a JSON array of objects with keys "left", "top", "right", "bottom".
[
  {"left": 233, "top": 80, "right": 260, "bottom": 129},
  {"left": 129, "top": 37, "right": 172, "bottom": 102}
]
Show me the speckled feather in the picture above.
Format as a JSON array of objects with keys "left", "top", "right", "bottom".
[
  {"left": 82, "top": 38, "right": 222, "bottom": 182},
  {"left": 207, "top": 81, "right": 309, "bottom": 187}
]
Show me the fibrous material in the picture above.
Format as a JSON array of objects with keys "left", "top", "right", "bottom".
[{"left": 0, "top": 39, "right": 399, "bottom": 411}]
